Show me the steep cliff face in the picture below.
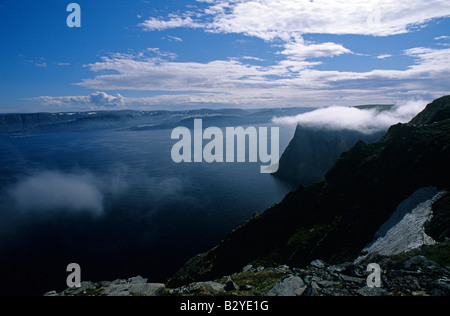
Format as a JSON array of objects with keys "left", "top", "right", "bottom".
[
  {"left": 168, "top": 96, "right": 450, "bottom": 288},
  {"left": 274, "top": 125, "right": 383, "bottom": 185}
]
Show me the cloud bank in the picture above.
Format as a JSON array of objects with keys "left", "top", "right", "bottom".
[
  {"left": 64, "top": 46, "right": 449, "bottom": 108},
  {"left": 2, "top": 168, "right": 189, "bottom": 217},
  {"left": 273, "top": 100, "right": 427, "bottom": 134},
  {"left": 142, "top": 0, "right": 450, "bottom": 38},
  {"left": 8, "top": 171, "right": 105, "bottom": 215}
]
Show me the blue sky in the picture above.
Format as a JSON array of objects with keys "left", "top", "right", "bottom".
[{"left": 1, "top": 0, "right": 450, "bottom": 112}]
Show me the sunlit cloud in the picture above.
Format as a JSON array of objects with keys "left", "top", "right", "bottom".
[{"left": 273, "top": 99, "right": 427, "bottom": 134}]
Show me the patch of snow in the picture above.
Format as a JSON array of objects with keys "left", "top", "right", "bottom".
[{"left": 362, "top": 187, "right": 446, "bottom": 257}]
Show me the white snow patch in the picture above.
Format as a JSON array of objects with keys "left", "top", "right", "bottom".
[{"left": 362, "top": 187, "right": 446, "bottom": 257}]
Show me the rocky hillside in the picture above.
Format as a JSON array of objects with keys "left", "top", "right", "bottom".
[
  {"left": 46, "top": 241, "right": 450, "bottom": 296},
  {"left": 168, "top": 96, "right": 450, "bottom": 288}
]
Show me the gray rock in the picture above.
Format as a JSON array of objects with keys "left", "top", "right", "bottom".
[
  {"left": 129, "top": 283, "right": 165, "bottom": 296},
  {"left": 175, "top": 282, "right": 225, "bottom": 296},
  {"left": 275, "top": 265, "right": 290, "bottom": 272},
  {"left": 62, "top": 281, "right": 97, "bottom": 296},
  {"left": 327, "top": 265, "right": 345, "bottom": 273},
  {"left": 109, "top": 279, "right": 128, "bottom": 285},
  {"left": 128, "top": 276, "right": 148, "bottom": 284},
  {"left": 340, "top": 274, "right": 365, "bottom": 284},
  {"left": 317, "top": 280, "right": 340, "bottom": 288},
  {"left": 103, "top": 284, "right": 131, "bottom": 297},
  {"left": 429, "top": 278, "right": 450, "bottom": 296},
  {"left": 303, "top": 282, "right": 321, "bottom": 296},
  {"left": 265, "top": 275, "right": 306, "bottom": 296},
  {"left": 404, "top": 256, "right": 427, "bottom": 269},
  {"left": 356, "top": 287, "right": 388, "bottom": 296},
  {"left": 242, "top": 264, "right": 253, "bottom": 272},
  {"left": 99, "top": 281, "right": 112, "bottom": 288},
  {"left": 239, "top": 284, "right": 254, "bottom": 291},
  {"left": 404, "top": 256, "right": 439, "bottom": 270},
  {"left": 389, "top": 269, "right": 405, "bottom": 278},
  {"left": 224, "top": 276, "right": 239, "bottom": 291},
  {"left": 94, "top": 276, "right": 164, "bottom": 296},
  {"left": 321, "top": 287, "right": 351, "bottom": 296},
  {"left": 311, "top": 260, "right": 326, "bottom": 269},
  {"left": 303, "top": 275, "right": 313, "bottom": 283}
]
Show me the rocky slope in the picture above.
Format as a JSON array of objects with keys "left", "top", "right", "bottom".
[
  {"left": 167, "top": 96, "right": 450, "bottom": 288},
  {"left": 47, "top": 241, "right": 450, "bottom": 296}
]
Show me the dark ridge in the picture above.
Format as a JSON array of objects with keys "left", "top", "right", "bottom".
[{"left": 410, "top": 95, "right": 450, "bottom": 125}]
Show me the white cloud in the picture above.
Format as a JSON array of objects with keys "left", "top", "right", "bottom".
[
  {"left": 9, "top": 171, "right": 104, "bottom": 215},
  {"left": 29, "top": 43, "right": 450, "bottom": 110},
  {"left": 68, "top": 45, "right": 450, "bottom": 107},
  {"left": 273, "top": 99, "right": 428, "bottom": 134},
  {"left": 224, "top": 0, "right": 450, "bottom": 38},
  {"left": 435, "top": 35, "right": 450, "bottom": 40},
  {"left": 280, "top": 40, "right": 352, "bottom": 60},
  {"left": 77, "top": 56, "right": 288, "bottom": 92},
  {"left": 29, "top": 0, "right": 450, "bottom": 110},
  {"left": 239, "top": 56, "right": 265, "bottom": 61},
  {"left": 31, "top": 91, "right": 125, "bottom": 109},
  {"left": 402, "top": 47, "right": 450, "bottom": 79},
  {"left": 165, "top": 35, "right": 183, "bottom": 42},
  {"left": 132, "top": 0, "right": 450, "bottom": 105},
  {"left": 88, "top": 91, "right": 125, "bottom": 108},
  {"left": 141, "top": 0, "right": 450, "bottom": 39},
  {"left": 139, "top": 16, "right": 202, "bottom": 31},
  {"left": 377, "top": 54, "right": 393, "bottom": 59},
  {"left": 146, "top": 47, "right": 178, "bottom": 60}
]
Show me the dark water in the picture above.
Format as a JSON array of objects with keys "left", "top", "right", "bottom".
[{"left": 0, "top": 122, "right": 296, "bottom": 295}]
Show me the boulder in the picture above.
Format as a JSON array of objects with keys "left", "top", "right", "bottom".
[
  {"left": 310, "top": 260, "right": 326, "bottom": 269},
  {"left": 172, "top": 282, "right": 225, "bottom": 296},
  {"left": 224, "top": 276, "right": 239, "bottom": 291},
  {"left": 265, "top": 275, "right": 306, "bottom": 296}
]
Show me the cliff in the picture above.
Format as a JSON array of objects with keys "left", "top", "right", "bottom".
[{"left": 274, "top": 125, "right": 383, "bottom": 185}]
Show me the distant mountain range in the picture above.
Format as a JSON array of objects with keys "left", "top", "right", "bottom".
[
  {"left": 0, "top": 108, "right": 311, "bottom": 133},
  {"left": 168, "top": 95, "right": 450, "bottom": 288}
]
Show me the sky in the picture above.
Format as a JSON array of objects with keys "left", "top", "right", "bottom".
[{"left": 1, "top": 0, "right": 450, "bottom": 113}]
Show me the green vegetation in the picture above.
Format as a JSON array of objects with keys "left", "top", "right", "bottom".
[
  {"left": 385, "top": 241, "right": 450, "bottom": 269},
  {"left": 422, "top": 241, "right": 450, "bottom": 266},
  {"left": 216, "top": 270, "right": 288, "bottom": 296}
]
